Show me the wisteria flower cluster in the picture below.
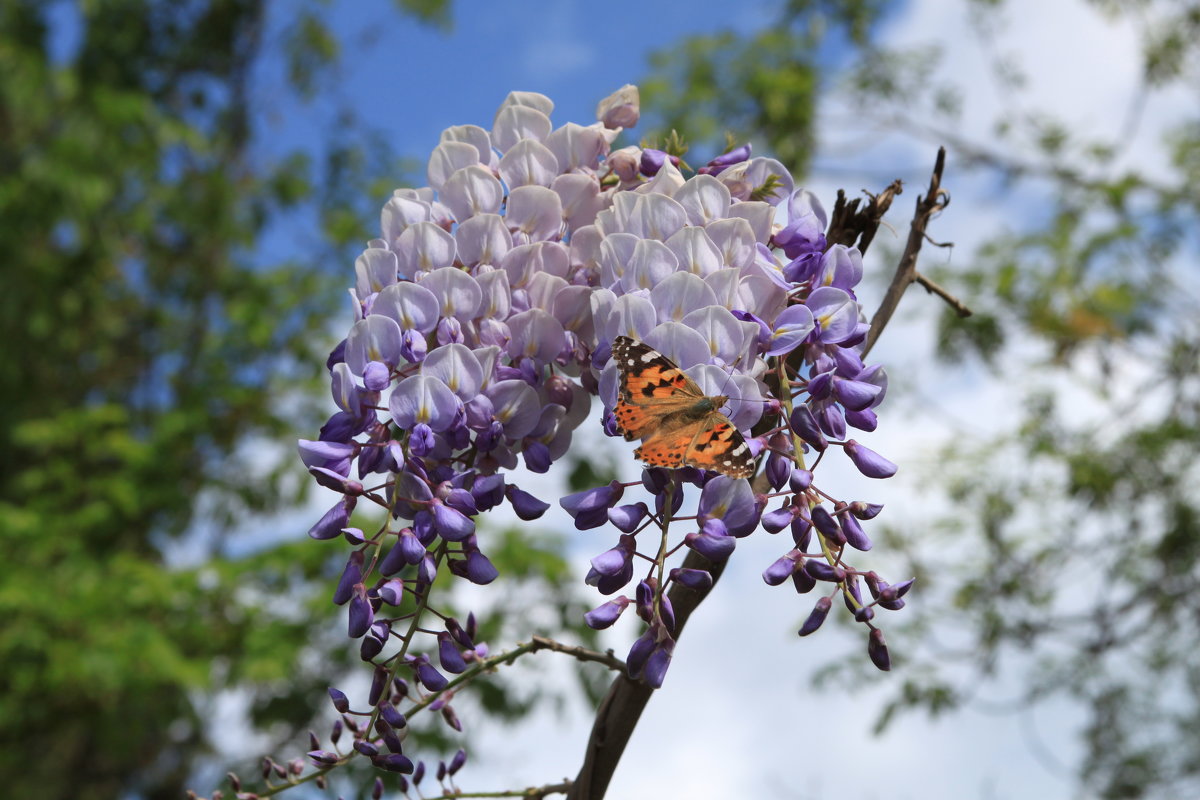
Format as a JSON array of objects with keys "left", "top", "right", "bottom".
[
  {"left": 563, "top": 120, "right": 909, "bottom": 689},
  {"left": 284, "top": 84, "right": 909, "bottom": 792}
]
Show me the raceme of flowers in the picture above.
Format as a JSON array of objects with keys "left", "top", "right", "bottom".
[{"left": 293, "top": 84, "right": 910, "bottom": 789}]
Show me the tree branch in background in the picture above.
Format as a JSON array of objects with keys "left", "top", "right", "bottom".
[{"left": 863, "top": 146, "right": 967, "bottom": 358}]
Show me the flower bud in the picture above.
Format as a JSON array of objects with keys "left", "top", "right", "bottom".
[
  {"left": 868, "top": 627, "right": 890, "bottom": 671},
  {"left": 798, "top": 596, "right": 832, "bottom": 636},
  {"left": 328, "top": 687, "right": 350, "bottom": 713},
  {"left": 584, "top": 596, "right": 630, "bottom": 629},
  {"left": 844, "top": 439, "right": 897, "bottom": 479},
  {"left": 307, "top": 750, "right": 339, "bottom": 766}
]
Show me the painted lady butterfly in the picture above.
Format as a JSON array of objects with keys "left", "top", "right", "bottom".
[{"left": 611, "top": 336, "right": 756, "bottom": 479}]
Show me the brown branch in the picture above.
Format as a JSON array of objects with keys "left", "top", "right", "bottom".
[
  {"left": 862, "top": 146, "right": 967, "bottom": 358},
  {"left": 567, "top": 549, "right": 727, "bottom": 800},
  {"left": 914, "top": 271, "right": 971, "bottom": 318},
  {"left": 528, "top": 635, "right": 626, "bottom": 672},
  {"left": 427, "top": 780, "right": 574, "bottom": 799}
]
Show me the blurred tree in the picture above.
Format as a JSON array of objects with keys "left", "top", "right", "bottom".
[
  {"left": 0, "top": 1, "right": 454, "bottom": 798},
  {"left": 644, "top": 1, "right": 1200, "bottom": 797}
]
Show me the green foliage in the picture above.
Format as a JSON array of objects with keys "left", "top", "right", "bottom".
[
  {"left": 641, "top": 0, "right": 885, "bottom": 174},
  {"left": 0, "top": 1, "right": 443, "bottom": 797}
]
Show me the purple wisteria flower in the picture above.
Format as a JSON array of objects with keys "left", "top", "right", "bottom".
[{"left": 296, "top": 80, "right": 909, "bottom": 792}]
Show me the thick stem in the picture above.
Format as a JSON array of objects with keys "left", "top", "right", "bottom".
[{"left": 567, "top": 549, "right": 727, "bottom": 800}]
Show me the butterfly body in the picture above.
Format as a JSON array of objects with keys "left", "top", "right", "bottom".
[{"left": 611, "top": 337, "right": 755, "bottom": 479}]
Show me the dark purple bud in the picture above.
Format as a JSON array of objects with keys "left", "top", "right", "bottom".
[
  {"left": 375, "top": 718, "right": 405, "bottom": 755},
  {"left": 397, "top": 528, "right": 426, "bottom": 564},
  {"left": 789, "top": 468, "right": 813, "bottom": 492},
  {"left": 844, "top": 439, "right": 898, "bottom": 479},
  {"left": 227, "top": 772, "right": 241, "bottom": 791},
  {"left": 626, "top": 631, "right": 655, "bottom": 678},
  {"left": 333, "top": 552, "right": 364, "bottom": 605},
  {"left": 413, "top": 760, "right": 426, "bottom": 785},
  {"left": 789, "top": 406, "right": 827, "bottom": 451},
  {"left": 360, "top": 630, "right": 385, "bottom": 661},
  {"left": 464, "top": 550, "right": 499, "bottom": 585},
  {"left": 373, "top": 753, "right": 415, "bottom": 774},
  {"left": 833, "top": 378, "right": 882, "bottom": 411},
  {"left": 349, "top": 590, "right": 374, "bottom": 638},
  {"left": 849, "top": 501, "right": 883, "bottom": 520},
  {"left": 413, "top": 509, "right": 436, "bottom": 544},
  {"left": 446, "top": 617, "right": 474, "bottom": 650},
  {"left": 791, "top": 567, "right": 817, "bottom": 593},
  {"left": 608, "top": 502, "right": 649, "bottom": 532},
  {"left": 448, "top": 748, "right": 467, "bottom": 775},
  {"left": 379, "top": 579, "right": 404, "bottom": 605},
  {"left": 379, "top": 704, "right": 407, "bottom": 730},
  {"left": 669, "top": 568, "right": 713, "bottom": 591},
  {"left": 635, "top": 579, "right": 655, "bottom": 621},
  {"left": 838, "top": 511, "right": 872, "bottom": 551},
  {"left": 763, "top": 552, "right": 800, "bottom": 585},
  {"left": 817, "top": 402, "right": 846, "bottom": 439},
  {"left": 807, "top": 371, "right": 834, "bottom": 401},
  {"left": 417, "top": 553, "right": 437, "bottom": 584},
  {"left": 437, "top": 633, "right": 468, "bottom": 674},
  {"left": 437, "top": 761, "right": 448, "bottom": 782},
  {"left": 640, "top": 147, "right": 668, "bottom": 176},
  {"left": 522, "top": 440, "right": 551, "bottom": 473},
  {"left": 307, "top": 750, "right": 339, "bottom": 766},
  {"left": 585, "top": 596, "right": 630, "bottom": 629},
  {"left": 432, "top": 501, "right": 475, "bottom": 541},
  {"left": 706, "top": 143, "right": 751, "bottom": 169},
  {"left": 561, "top": 482, "right": 624, "bottom": 530},
  {"left": 342, "top": 527, "right": 366, "bottom": 545},
  {"left": 791, "top": 513, "right": 813, "bottom": 550},
  {"left": 262, "top": 756, "right": 276, "bottom": 779},
  {"left": 309, "top": 496, "right": 357, "bottom": 540},
  {"left": 330, "top": 719, "right": 343, "bottom": 745},
  {"left": 590, "top": 535, "right": 635, "bottom": 576},
  {"left": 308, "top": 466, "right": 365, "bottom": 496},
  {"left": 659, "top": 595, "right": 676, "bottom": 632},
  {"left": 761, "top": 506, "right": 795, "bottom": 534},
  {"left": 765, "top": 451, "right": 791, "bottom": 490},
  {"left": 378, "top": 541, "right": 409, "bottom": 577},
  {"left": 328, "top": 687, "right": 350, "bottom": 713},
  {"left": 805, "top": 559, "right": 846, "bottom": 583},
  {"left": 472, "top": 473, "right": 506, "bottom": 511},
  {"left": 354, "top": 741, "right": 380, "bottom": 757},
  {"left": 868, "top": 627, "right": 890, "bottom": 671},
  {"left": 442, "top": 703, "right": 463, "bottom": 731},
  {"left": 415, "top": 659, "right": 449, "bottom": 691},
  {"left": 845, "top": 407, "right": 878, "bottom": 432},
  {"left": 368, "top": 665, "right": 388, "bottom": 707},
  {"left": 684, "top": 527, "right": 736, "bottom": 562},
  {"left": 643, "top": 638, "right": 674, "bottom": 688},
  {"left": 854, "top": 605, "right": 875, "bottom": 622},
  {"left": 810, "top": 505, "right": 841, "bottom": 540},
  {"left": 798, "top": 596, "right": 832, "bottom": 636},
  {"left": 397, "top": 775, "right": 409, "bottom": 793},
  {"left": 372, "top": 777, "right": 385, "bottom": 800},
  {"left": 442, "top": 486, "right": 477, "bottom": 516},
  {"left": 506, "top": 484, "right": 550, "bottom": 520}
]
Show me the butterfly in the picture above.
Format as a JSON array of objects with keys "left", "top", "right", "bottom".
[{"left": 610, "top": 336, "right": 756, "bottom": 479}]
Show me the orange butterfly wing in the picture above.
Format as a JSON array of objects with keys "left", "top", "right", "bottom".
[{"left": 611, "top": 336, "right": 756, "bottom": 479}]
